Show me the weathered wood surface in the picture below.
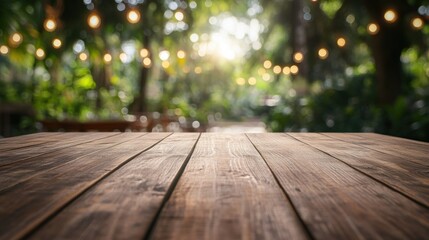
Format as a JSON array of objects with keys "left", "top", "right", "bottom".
[
  {"left": 150, "top": 133, "right": 308, "bottom": 240},
  {"left": 0, "top": 132, "right": 428, "bottom": 240},
  {"left": 248, "top": 133, "right": 429, "bottom": 239}
]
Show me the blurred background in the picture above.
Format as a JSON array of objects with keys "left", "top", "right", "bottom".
[{"left": 0, "top": 0, "right": 428, "bottom": 141}]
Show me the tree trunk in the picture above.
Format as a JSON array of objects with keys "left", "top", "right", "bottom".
[{"left": 363, "top": 0, "right": 412, "bottom": 105}]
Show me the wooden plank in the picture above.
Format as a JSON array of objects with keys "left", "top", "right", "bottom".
[
  {"left": 247, "top": 133, "right": 429, "bottom": 239},
  {"left": 0, "top": 132, "right": 62, "bottom": 144},
  {"left": 289, "top": 133, "right": 429, "bottom": 207},
  {"left": 322, "top": 133, "right": 429, "bottom": 167},
  {"left": 0, "top": 132, "right": 120, "bottom": 167},
  {"left": 0, "top": 133, "right": 144, "bottom": 191},
  {"left": 0, "top": 132, "right": 75, "bottom": 151},
  {"left": 150, "top": 133, "right": 309, "bottom": 240},
  {"left": 28, "top": 133, "right": 200, "bottom": 239},
  {"left": 0, "top": 133, "right": 170, "bottom": 240}
]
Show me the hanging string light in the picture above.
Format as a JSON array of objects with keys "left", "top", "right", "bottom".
[
  {"left": 383, "top": 9, "right": 397, "bottom": 23},
  {"left": 293, "top": 52, "right": 304, "bottom": 63},
  {"left": 44, "top": 18, "right": 57, "bottom": 32},
  {"left": 367, "top": 23, "right": 379, "bottom": 35},
  {"left": 143, "top": 57, "right": 151, "bottom": 67},
  {"left": 263, "top": 60, "right": 272, "bottom": 69},
  {"left": 283, "top": 66, "right": 291, "bottom": 75},
  {"left": 174, "top": 11, "right": 184, "bottom": 21},
  {"left": 177, "top": 50, "right": 186, "bottom": 59},
  {"left": 248, "top": 77, "right": 256, "bottom": 85},
  {"left": 0, "top": 45, "right": 9, "bottom": 55},
  {"left": 103, "top": 53, "right": 112, "bottom": 63},
  {"left": 336, "top": 37, "right": 346, "bottom": 47},
  {"left": 273, "top": 65, "right": 282, "bottom": 74},
  {"left": 411, "top": 17, "right": 424, "bottom": 30},
  {"left": 127, "top": 9, "right": 141, "bottom": 24},
  {"left": 290, "top": 65, "right": 299, "bottom": 75},
  {"left": 52, "top": 38, "right": 62, "bottom": 49},
  {"left": 318, "top": 48, "right": 329, "bottom": 59},
  {"left": 88, "top": 12, "right": 101, "bottom": 29},
  {"left": 79, "top": 52, "right": 88, "bottom": 61},
  {"left": 140, "top": 48, "right": 149, "bottom": 58},
  {"left": 35, "top": 48, "right": 45, "bottom": 60},
  {"left": 236, "top": 77, "right": 245, "bottom": 85},
  {"left": 9, "top": 32, "right": 23, "bottom": 47}
]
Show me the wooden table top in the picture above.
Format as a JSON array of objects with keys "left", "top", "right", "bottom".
[{"left": 0, "top": 132, "right": 428, "bottom": 239}]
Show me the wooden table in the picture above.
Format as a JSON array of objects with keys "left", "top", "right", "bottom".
[{"left": 0, "top": 133, "right": 428, "bottom": 239}]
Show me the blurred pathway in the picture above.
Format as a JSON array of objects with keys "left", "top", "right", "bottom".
[{"left": 207, "top": 121, "right": 267, "bottom": 133}]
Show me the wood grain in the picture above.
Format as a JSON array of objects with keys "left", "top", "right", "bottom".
[
  {"left": 0, "top": 133, "right": 144, "bottom": 191},
  {"left": 247, "top": 133, "right": 429, "bottom": 239},
  {"left": 28, "top": 133, "right": 200, "bottom": 240},
  {"left": 150, "top": 133, "right": 309, "bottom": 240},
  {"left": 323, "top": 133, "right": 429, "bottom": 167},
  {"left": 0, "top": 133, "right": 170, "bottom": 240},
  {"left": 0, "top": 132, "right": 120, "bottom": 167},
  {"left": 289, "top": 133, "right": 429, "bottom": 208}
]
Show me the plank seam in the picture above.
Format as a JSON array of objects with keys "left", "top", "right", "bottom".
[
  {"left": 287, "top": 133, "right": 429, "bottom": 210},
  {"left": 0, "top": 132, "right": 124, "bottom": 168},
  {"left": 0, "top": 133, "right": 148, "bottom": 194},
  {"left": 245, "top": 133, "right": 315, "bottom": 240},
  {"left": 20, "top": 133, "right": 173, "bottom": 240},
  {"left": 319, "top": 133, "right": 428, "bottom": 168},
  {"left": 143, "top": 133, "right": 202, "bottom": 240}
]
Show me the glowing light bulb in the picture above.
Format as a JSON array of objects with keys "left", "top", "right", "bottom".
[
  {"left": 175, "top": 11, "right": 184, "bottom": 21},
  {"left": 384, "top": 9, "right": 397, "bottom": 23},
  {"left": 177, "top": 50, "right": 186, "bottom": 59},
  {"left": 103, "top": 53, "right": 112, "bottom": 63},
  {"left": 194, "top": 66, "right": 202, "bottom": 74},
  {"left": 367, "top": 23, "right": 379, "bottom": 35},
  {"left": 262, "top": 73, "right": 270, "bottom": 81},
  {"left": 10, "top": 32, "right": 23, "bottom": 46},
  {"left": 263, "top": 60, "right": 272, "bottom": 69},
  {"left": 318, "top": 48, "right": 329, "bottom": 59},
  {"left": 119, "top": 52, "right": 128, "bottom": 63},
  {"left": 52, "top": 38, "right": 62, "bottom": 49},
  {"left": 290, "top": 65, "right": 299, "bottom": 75},
  {"left": 143, "top": 57, "right": 151, "bottom": 67},
  {"left": 127, "top": 9, "right": 141, "bottom": 24},
  {"left": 236, "top": 78, "right": 245, "bottom": 85},
  {"left": 161, "top": 61, "right": 170, "bottom": 68},
  {"left": 336, "top": 37, "right": 346, "bottom": 47},
  {"left": 79, "top": 52, "right": 88, "bottom": 61},
  {"left": 140, "top": 48, "right": 149, "bottom": 58},
  {"left": 283, "top": 66, "right": 291, "bottom": 75},
  {"left": 35, "top": 48, "right": 45, "bottom": 60},
  {"left": 0, "top": 45, "right": 9, "bottom": 55},
  {"left": 248, "top": 77, "right": 256, "bottom": 85},
  {"left": 44, "top": 18, "right": 57, "bottom": 32},
  {"left": 273, "top": 65, "right": 282, "bottom": 74},
  {"left": 411, "top": 17, "right": 423, "bottom": 30},
  {"left": 159, "top": 50, "right": 170, "bottom": 61},
  {"left": 88, "top": 12, "right": 101, "bottom": 29},
  {"left": 293, "top": 52, "right": 304, "bottom": 63},
  {"left": 190, "top": 33, "right": 199, "bottom": 42}
]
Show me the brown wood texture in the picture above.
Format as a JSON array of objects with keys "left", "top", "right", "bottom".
[
  {"left": 0, "top": 132, "right": 428, "bottom": 240},
  {"left": 0, "top": 133, "right": 143, "bottom": 191},
  {"left": 0, "top": 132, "right": 120, "bottom": 167},
  {"left": 150, "top": 133, "right": 309, "bottom": 240},
  {"left": 29, "top": 133, "right": 200, "bottom": 239},
  {"left": 247, "top": 133, "right": 429, "bottom": 239},
  {"left": 289, "top": 133, "right": 429, "bottom": 208},
  {"left": 0, "top": 133, "right": 170, "bottom": 240},
  {"left": 323, "top": 133, "right": 429, "bottom": 167}
]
